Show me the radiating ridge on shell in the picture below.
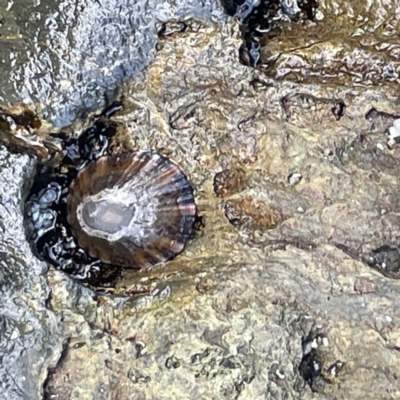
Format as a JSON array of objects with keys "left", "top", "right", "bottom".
[{"left": 66, "top": 151, "right": 196, "bottom": 268}]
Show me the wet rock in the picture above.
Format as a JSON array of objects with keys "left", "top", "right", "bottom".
[
  {"left": 3, "top": 0, "right": 400, "bottom": 399},
  {"left": 257, "top": 0, "right": 400, "bottom": 88},
  {"left": 0, "top": 147, "right": 61, "bottom": 399},
  {"left": 37, "top": 7, "right": 400, "bottom": 398},
  {"left": 0, "top": 0, "right": 226, "bottom": 127}
]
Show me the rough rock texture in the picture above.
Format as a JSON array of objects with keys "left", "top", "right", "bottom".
[
  {"left": 44, "top": 8, "right": 400, "bottom": 400},
  {"left": 0, "top": 0, "right": 225, "bottom": 127},
  {"left": 2, "top": 0, "right": 400, "bottom": 399}
]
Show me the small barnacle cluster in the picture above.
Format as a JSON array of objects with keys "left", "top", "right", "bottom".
[
  {"left": 387, "top": 118, "right": 400, "bottom": 148},
  {"left": 24, "top": 104, "right": 196, "bottom": 286},
  {"left": 299, "top": 333, "right": 344, "bottom": 392},
  {"left": 367, "top": 245, "right": 400, "bottom": 279}
]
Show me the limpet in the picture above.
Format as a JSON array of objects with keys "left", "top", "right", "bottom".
[{"left": 67, "top": 151, "right": 196, "bottom": 268}]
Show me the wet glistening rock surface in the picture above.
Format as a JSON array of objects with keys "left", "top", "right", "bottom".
[{"left": 1, "top": 0, "right": 400, "bottom": 399}]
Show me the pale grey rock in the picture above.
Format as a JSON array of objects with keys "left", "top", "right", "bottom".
[{"left": 0, "top": 147, "right": 62, "bottom": 400}]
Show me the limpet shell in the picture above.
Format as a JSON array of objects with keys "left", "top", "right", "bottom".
[{"left": 66, "top": 151, "right": 196, "bottom": 268}]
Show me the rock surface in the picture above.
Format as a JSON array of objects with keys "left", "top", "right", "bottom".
[
  {"left": 0, "top": 148, "right": 61, "bottom": 399},
  {"left": 1, "top": 0, "right": 400, "bottom": 399},
  {"left": 0, "top": 0, "right": 225, "bottom": 127}
]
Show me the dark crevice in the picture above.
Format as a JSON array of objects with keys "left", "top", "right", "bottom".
[
  {"left": 42, "top": 338, "right": 71, "bottom": 400},
  {"left": 332, "top": 241, "right": 400, "bottom": 280}
]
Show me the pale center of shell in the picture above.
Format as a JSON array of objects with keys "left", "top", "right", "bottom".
[
  {"left": 76, "top": 180, "right": 158, "bottom": 245},
  {"left": 81, "top": 199, "right": 135, "bottom": 234}
]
